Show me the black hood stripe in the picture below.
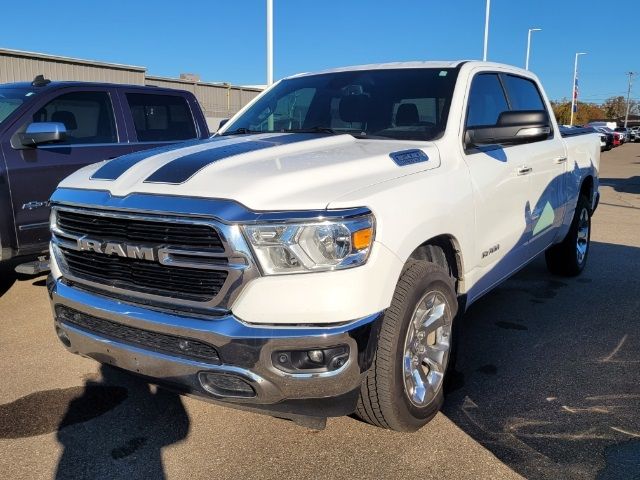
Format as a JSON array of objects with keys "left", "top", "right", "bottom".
[
  {"left": 91, "top": 138, "right": 214, "bottom": 181},
  {"left": 143, "top": 133, "right": 322, "bottom": 184}
]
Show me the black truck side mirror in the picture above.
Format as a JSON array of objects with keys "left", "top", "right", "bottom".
[{"left": 465, "top": 110, "right": 551, "bottom": 148}]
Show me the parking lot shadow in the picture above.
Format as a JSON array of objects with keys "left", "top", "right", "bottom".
[
  {"left": 55, "top": 365, "right": 189, "bottom": 480},
  {"left": 443, "top": 241, "right": 640, "bottom": 480},
  {"left": 600, "top": 176, "right": 640, "bottom": 195},
  {"left": 0, "top": 257, "right": 47, "bottom": 298}
]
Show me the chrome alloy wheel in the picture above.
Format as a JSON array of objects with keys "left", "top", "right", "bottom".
[
  {"left": 576, "top": 207, "right": 590, "bottom": 264},
  {"left": 402, "top": 291, "right": 453, "bottom": 407}
]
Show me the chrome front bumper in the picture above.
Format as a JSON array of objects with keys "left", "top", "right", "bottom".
[{"left": 48, "top": 278, "right": 382, "bottom": 418}]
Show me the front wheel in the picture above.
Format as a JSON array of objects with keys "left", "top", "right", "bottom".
[
  {"left": 356, "top": 260, "right": 458, "bottom": 432},
  {"left": 545, "top": 194, "right": 591, "bottom": 276}
]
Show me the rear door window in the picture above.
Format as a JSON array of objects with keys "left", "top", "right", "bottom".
[
  {"left": 465, "top": 74, "right": 509, "bottom": 127},
  {"left": 32, "top": 91, "right": 117, "bottom": 144},
  {"left": 126, "top": 93, "right": 197, "bottom": 142},
  {"left": 502, "top": 75, "right": 545, "bottom": 111}
]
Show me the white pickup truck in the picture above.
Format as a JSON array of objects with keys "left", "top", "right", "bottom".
[{"left": 47, "top": 61, "right": 600, "bottom": 432}]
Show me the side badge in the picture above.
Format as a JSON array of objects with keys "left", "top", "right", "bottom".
[{"left": 389, "top": 149, "right": 429, "bottom": 167}]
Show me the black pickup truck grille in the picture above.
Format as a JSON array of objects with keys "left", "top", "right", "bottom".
[
  {"left": 56, "top": 305, "right": 221, "bottom": 363},
  {"left": 56, "top": 209, "right": 224, "bottom": 251},
  {"left": 55, "top": 209, "right": 229, "bottom": 303},
  {"left": 60, "top": 247, "right": 228, "bottom": 302}
]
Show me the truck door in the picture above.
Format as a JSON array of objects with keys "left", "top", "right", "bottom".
[
  {"left": 461, "top": 73, "right": 533, "bottom": 301},
  {"left": 500, "top": 74, "right": 567, "bottom": 258},
  {"left": 2, "top": 87, "right": 132, "bottom": 250}
]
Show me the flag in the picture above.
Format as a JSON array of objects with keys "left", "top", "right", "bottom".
[{"left": 573, "top": 77, "right": 579, "bottom": 112}]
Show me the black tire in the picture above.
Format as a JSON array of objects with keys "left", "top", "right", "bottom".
[
  {"left": 356, "top": 260, "right": 458, "bottom": 432},
  {"left": 545, "top": 194, "right": 591, "bottom": 276}
]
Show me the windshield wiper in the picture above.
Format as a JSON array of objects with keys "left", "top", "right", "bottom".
[
  {"left": 220, "top": 128, "right": 262, "bottom": 136},
  {"left": 281, "top": 126, "right": 337, "bottom": 134}
]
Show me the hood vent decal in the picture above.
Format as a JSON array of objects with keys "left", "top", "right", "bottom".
[
  {"left": 389, "top": 149, "right": 429, "bottom": 167},
  {"left": 143, "top": 133, "right": 320, "bottom": 184}
]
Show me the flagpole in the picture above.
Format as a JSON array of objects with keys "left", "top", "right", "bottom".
[{"left": 570, "top": 52, "right": 586, "bottom": 126}]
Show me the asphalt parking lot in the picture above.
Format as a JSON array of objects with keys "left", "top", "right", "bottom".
[{"left": 1, "top": 143, "right": 638, "bottom": 480}]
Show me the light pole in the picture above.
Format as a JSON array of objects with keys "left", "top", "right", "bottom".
[
  {"left": 570, "top": 52, "right": 587, "bottom": 126},
  {"left": 483, "top": 0, "right": 490, "bottom": 61},
  {"left": 624, "top": 72, "right": 636, "bottom": 128},
  {"left": 525, "top": 28, "right": 542, "bottom": 70},
  {"left": 266, "top": 0, "right": 273, "bottom": 86}
]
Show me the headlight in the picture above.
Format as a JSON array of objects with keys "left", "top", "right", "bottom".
[{"left": 242, "top": 214, "right": 375, "bottom": 275}]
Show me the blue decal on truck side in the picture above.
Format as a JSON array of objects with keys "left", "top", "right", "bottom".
[{"left": 389, "top": 149, "right": 429, "bottom": 166}]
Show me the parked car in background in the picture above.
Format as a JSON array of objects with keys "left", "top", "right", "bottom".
[
  {"left": 612, "top": 130, "right": 624, "bottom": 146},
  {"left": 48, "top": 61, "right": 600, "bottom": 432},
  {"left": 614, "top": 127, "right": 630, "bottom": 143},
  {"left": 597, "top": 131, "right": 609, "bottom": 151},
  {"left": 592, "top": 126, "right": 622, "bottom": 147},
  {"left": 0, "top": 76, "right": 210, "bottom": 270},
  {"left": 562, "top": 125, "right": 609, "bottom": 151},
  {"left": 629, "top": 126, "right": 639, "bottom": 142},
  {"left": 592, "top": 126, "right": 615, "bottom": 149}
]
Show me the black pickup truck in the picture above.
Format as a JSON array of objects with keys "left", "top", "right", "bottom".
[{"left": 0, "top": 76, "right": 210, "bottom": 270}]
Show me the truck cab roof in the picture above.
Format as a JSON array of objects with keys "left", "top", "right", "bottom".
[
  {"left": 0, "top": 80, "right": 176, "bottom": 94},
  {"left": 288, "top": 60, "right": 534, "bottom": 79}
]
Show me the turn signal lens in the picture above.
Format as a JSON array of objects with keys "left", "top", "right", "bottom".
[{"left": 352, "top": 227, "right": 373, "bottom": 250}]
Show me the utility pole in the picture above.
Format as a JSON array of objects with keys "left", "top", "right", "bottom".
[
  {"left": 624, "top": 72, "right": 635, "bottom": 128},
  {"left": 570, "top": 52, "right": 587, "bottom": 126},
  {"left": 483, "top": 0, "right": 490, "bottom": 61}
]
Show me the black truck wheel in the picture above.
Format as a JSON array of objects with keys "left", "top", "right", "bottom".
[
  {"left": 356, "top": 260, "right": 457, "bottom": 432},
  {"left": 545, "top": 194, "right": 591, "bottom": 276}
]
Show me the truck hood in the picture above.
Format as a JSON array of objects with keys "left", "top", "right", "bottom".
[{"left": 60, "top": 133, "right": 440, "bottom": 211}]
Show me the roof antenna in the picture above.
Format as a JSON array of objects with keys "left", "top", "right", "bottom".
[{"left": 32, "top": 75, "right": 51, "bottom": 87}]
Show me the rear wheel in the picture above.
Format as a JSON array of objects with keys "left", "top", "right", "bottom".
[
  {"left": 545, "top": 194, "right": 591, "bottom": 276},
  {"left": 356, "top": 260, "right": 457, "bottom": 431}
]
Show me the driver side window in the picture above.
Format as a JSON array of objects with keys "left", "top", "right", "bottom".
[{"left": 32, "top": 91, "right": 117, "bottom": 145}]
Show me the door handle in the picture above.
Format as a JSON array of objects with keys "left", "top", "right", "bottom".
[
  {"left": 554, "top": 156, "right": 568, "bottom": 164},
  {"left": 517, "top": 166, "right": 533, "bottom": 176}
]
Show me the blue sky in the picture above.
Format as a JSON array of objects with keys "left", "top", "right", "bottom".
[{"left": 3, "top": 0, "right": 638, "bottom": 102}]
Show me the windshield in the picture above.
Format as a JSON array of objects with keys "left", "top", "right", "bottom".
[
  {"left": 223, "top": 68, "right": 459, "bottom": 141},
  {"left": 0, "top": 87, "right": 35, "bottom": 124}
]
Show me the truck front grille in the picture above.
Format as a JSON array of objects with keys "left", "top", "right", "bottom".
[
  {"left": 52, "top": 208, "right": 238, "bottom": 309},
  {"left": 56, "top": 305, "right": 221, "bottom": 363},
  {"left": 60, "top": 247, "right": 228, "bottom": 302},
  {"left": 56, "top": 209, "right": 224, "bottom": 250}
]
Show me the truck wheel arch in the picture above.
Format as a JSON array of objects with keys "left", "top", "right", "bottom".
[
  {"left": 407, "top": 235, "right": 464, "bottom": 295},
  {"left": 580, "top": 176, "right": 594, "bottom": 209}
]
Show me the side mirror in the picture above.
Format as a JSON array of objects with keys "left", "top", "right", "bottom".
[
  {"left": 218, "top": 118, "right": 229, "bottom": 130},
  {"left": 465, "top": 110, "right": 550, "bottom": 148},
  {"left": 20, "top": 122, "right": 67, "bottom": 147}
]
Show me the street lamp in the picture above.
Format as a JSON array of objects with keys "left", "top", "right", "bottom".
[
  {"left": 267, "top": 0, "right": 273, "bottom": 86},
  {"left": 570, "top": 52, "right": 587, "bottom": 126},
  {"left": 483, "top": 0, "right": 491, "bottom": 61},
  {"left": 525, "top": 28, "right": 542, "bottom": 70}
]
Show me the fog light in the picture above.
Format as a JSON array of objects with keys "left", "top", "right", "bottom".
[
  {"left": 273, "top": 346, "right": 349, "bottom": 374},
  {"left": 307, "top": 350, "right": 324, "bottom": 364},
  {"left": 198, "top": 372, "right": 255, "bottom": 398}
]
